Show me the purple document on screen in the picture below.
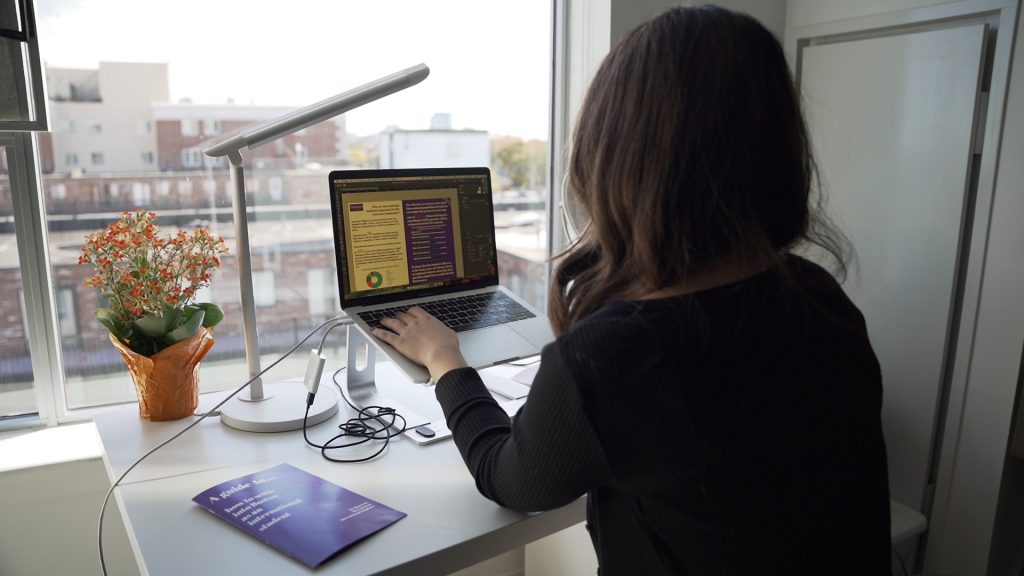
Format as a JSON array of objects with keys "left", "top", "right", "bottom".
[{"left": 192, "top": 463, "right": 405, "bottom": 568}]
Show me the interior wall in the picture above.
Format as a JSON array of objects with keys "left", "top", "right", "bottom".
[{"left": 611, "top": 0, "right": 787, "bottom": 42}]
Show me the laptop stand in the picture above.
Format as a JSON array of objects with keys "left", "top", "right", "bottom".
[{"left": 345, "top": 326, "right": 453, "bottom": 445}]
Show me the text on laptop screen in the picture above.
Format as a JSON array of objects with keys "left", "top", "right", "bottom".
[{"left": 332, "top": 172, "right": 498, "bottom": 303}]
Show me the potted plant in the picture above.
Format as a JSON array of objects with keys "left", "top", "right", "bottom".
[{"left": 79, "top": 209, "right": 229, "bottom": 420}]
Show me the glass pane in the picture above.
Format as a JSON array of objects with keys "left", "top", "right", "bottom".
[
  {"left": 0, "top": 147, "right": 39, "bottom": 418},
  {"left": 0, "top": 37, "right": 29, "bottom": 122},
  {"left": 0, "top": 0, "right": 21, "bottom": 32},
  {"left": 35, "top": 0, "right": 552, "bottom": 409}
]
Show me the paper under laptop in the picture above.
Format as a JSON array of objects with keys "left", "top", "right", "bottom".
[{"left": 329, "top": 167, "right": 553, "bottom": 384}]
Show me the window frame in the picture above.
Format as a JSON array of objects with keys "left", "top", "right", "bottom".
[{"left": 0, "top": 0, "right": 48, "bottom": 131}]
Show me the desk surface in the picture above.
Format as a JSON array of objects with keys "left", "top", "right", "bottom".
[{"left": 95, "top": 362, "right": 584, "bottom": 576}]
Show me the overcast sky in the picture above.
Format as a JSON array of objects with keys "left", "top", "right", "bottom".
[{"left": 34, "top": 0, "right": 552, "bottom": 139}]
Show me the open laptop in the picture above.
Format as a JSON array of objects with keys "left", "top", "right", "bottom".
[{"left": 329, "top": 167, "right": 554, "bottom": 383}]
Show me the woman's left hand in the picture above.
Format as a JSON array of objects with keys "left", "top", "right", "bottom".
[{"left": 372, "top": 306, "right": 468, "bottom": 381}]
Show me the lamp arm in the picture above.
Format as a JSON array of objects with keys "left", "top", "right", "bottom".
[{"left": 204, "top": 63, "right": 429, "bottom": 157}]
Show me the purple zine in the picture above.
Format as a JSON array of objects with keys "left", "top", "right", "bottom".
[{"left": 192, "top": 463, "right": 406, "bottom": 568}]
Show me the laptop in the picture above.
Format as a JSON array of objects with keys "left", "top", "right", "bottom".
[{"left": 329, "top": 167, "right": 554, "bottom": 383}]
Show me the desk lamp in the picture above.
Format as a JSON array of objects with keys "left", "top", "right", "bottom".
[{"left": 204, "top": 64, "right": 430, "bottom": 432}]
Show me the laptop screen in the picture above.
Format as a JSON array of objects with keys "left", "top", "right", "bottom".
[{"left": 329, "top": 167, "right": 499, "bottom": 308}]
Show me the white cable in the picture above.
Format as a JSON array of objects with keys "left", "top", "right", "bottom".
[{"left": 97, "top": 315, "right": 352, "bottom": 576}]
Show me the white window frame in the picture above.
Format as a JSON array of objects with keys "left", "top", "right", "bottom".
[{"left": 0, "top": 134, "right": 64, "bottom": 429}]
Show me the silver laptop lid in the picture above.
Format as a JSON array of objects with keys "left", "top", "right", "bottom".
[{"left": 329, "top": 167, "right": 500, "bottom": 310}]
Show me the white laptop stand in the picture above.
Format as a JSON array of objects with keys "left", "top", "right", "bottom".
[{"left": 345, "top": 326, "right": 453, "bottom": 445}]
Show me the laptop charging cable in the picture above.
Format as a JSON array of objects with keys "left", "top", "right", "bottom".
[{"left": 301, "top": 320, "right": 408, "bottom": 463}]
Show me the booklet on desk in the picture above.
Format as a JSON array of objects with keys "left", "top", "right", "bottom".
[{"left": 192, "top": 463, "right": 406, "bottom": 568}]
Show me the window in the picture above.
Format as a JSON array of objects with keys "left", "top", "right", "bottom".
[
  {"left": 5, "top": 0, "right": 553, "bottom": 427},
  {"left": 306, "top": 268, "right": 339, "bottom": 324},
  {"left": 55, "top": 287, "right": 78, "bottom": 338},
  {"left": 268, "top": 177, "right": 283, "bottom": 201},
  {"left": 253, "top": 270, "right": 276, "bottom": 307},
  {"left": 180, "top": 118, "right": 199, "bottom": 136},
  {"left": 131, "top": 182, "right": 151, "bottom": 205},
  {"left": 203, "top": 154, "right": 224, "bottom": 169},
  {"left": 182, "top": 148, "right": 202, "bottom": 168}
]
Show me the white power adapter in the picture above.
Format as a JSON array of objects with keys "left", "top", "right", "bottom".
[{"left": 303, "top": 348, "right": 327, "bottom": 405}]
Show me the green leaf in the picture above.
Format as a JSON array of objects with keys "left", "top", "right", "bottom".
[
  {"left": 164, "top": 309, "right": 205, "bottom": 345},
  {"left": 196, "top": 303, "right": 224, "bottom": 327},
  {"left": 95, "top": 308, "right": 127, "bottom": 340},
  {"left": 133, "top": 309, "right": 178, "bottom": 338}
]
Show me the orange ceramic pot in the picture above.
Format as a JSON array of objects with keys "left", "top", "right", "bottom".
[{"left": 110, "top": 327, "right": 215, "bottom": 421}]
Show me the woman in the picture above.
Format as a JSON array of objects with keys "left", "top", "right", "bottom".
[{"left": 373, "top": 5, "right": 892, "bottom": 575}]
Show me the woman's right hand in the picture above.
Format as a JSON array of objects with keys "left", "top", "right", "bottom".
[{"left": 372, "top": 306, "right": 469, "bottom": 382}]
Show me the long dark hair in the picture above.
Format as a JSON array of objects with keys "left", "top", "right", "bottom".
[{"left": 549, "top": 4, "right": 848, "bottom": 334}]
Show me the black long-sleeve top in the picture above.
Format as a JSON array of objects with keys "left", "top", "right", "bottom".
[{"left": 434, "top": 255, "right": 892, "bottom": 575}]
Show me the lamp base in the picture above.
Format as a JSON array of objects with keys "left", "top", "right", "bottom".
[{"left": 220, "top": 379, "right": 338, "bottom": 432}]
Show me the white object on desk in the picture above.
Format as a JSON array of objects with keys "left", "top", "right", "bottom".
[{"left": 481, "top": 372, "right": 531, "bottom": 400}]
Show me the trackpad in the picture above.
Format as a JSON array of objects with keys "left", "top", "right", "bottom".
[{"left": 459, "top": 326, "right": 537, "bottom": 369}]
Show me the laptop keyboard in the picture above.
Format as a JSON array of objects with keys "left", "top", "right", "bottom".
[{"left": 358, "top": 291, "right": 535, "bottom": 333}]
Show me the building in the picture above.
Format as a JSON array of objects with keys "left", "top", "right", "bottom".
[
  {"left": 152, "top": 102, "right": 344, "bottom": 172},
  {"left": 42, "top": 62, "right": 169, "bottom": 174},
  {"left": 378, "top": 114, "right": 489, "bottom": 169}
]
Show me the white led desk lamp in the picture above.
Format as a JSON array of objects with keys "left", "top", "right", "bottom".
[{"left": 204, "top": 64, "right": 430, "bottom": 432}]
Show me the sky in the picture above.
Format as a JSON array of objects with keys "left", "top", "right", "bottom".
[{"left": 33, "top": 0, "right": 553, "bottom": 139}]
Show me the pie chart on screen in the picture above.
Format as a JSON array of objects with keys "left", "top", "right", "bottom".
[{"left": 366, "top": 271, "right": 383, "bottom": 288}]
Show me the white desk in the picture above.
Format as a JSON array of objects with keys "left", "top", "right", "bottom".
[{"left": 94, "top": 362, "right": 585, "bottom": 576}]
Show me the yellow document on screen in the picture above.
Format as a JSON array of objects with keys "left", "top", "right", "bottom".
[{"left": 346, "top": 200, "right": 410, "bottom": 291}]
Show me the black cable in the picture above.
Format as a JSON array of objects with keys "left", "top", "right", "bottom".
[
  {"left": 301, "top": 368, "right": 408, "bottom": 463},
  {"left": 97, "top": 315, "right": 351, "bottom": 576}
]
